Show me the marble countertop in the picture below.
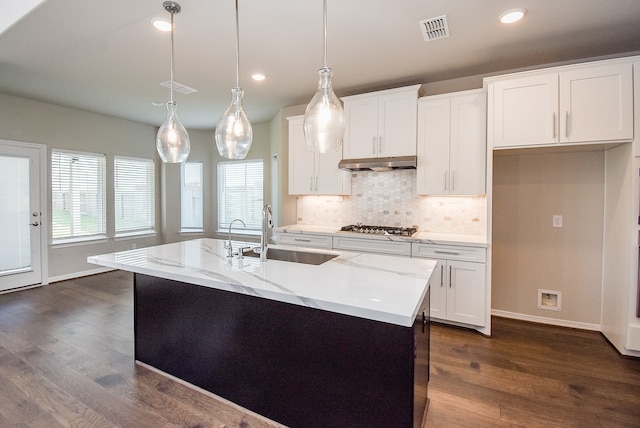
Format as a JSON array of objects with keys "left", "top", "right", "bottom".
[
  {"left": 276, "top": 224, "right": 488, "bottom": 247},
  {"left": 87, "top": 238, "right": 435, "bottom": 327}
]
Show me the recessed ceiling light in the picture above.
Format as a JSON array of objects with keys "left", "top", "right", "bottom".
[
  {"left": 152, "top": 17, "right": 172, "bottom": 32},
  {"left": 251, "top": 72, "right": 266, "bottom": 81},
  {"left": 499, "top": 8, "right": 526, "bottom": 24}
]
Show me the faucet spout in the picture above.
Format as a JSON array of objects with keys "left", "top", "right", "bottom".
[
  {"left": 228, "top": 218, "right": 246, "bottom": 258},
  {"left": 261, "top": 204, "right": 273, "bottom": 261}
]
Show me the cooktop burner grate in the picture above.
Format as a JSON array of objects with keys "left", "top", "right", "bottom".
[{"left": 340, "top": 224, "right": 418, "bottom": 237}]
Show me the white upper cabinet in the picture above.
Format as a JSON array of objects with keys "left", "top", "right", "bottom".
[
  {"left": 342, "top": 85, "right": 421, "bottom": 159},
  {"left": 488, "top": 60, "right": 633, "bottom": 149},
  {"left": 417, "top": 89, "right": 486, "bottom": 195},
  {"left": 490, "top": 74, "right": 558, "bottom": 148},
  {"left": 287, "top": 116, "right": 351, "bottom": 195},
  {"left": 559, "top": 64, "right": 633, "bottom": 143}
]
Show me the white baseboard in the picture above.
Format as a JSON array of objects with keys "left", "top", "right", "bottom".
[
  {"left": 491, "top": 309, "right": 601, "bottom": 332},
  {"left": 48, "top": 267, "right": 115, "bottom": 284}
]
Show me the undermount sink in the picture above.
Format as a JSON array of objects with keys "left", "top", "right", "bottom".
[{"left": 243, "top": 248, "right": 338, "bottom": 265}]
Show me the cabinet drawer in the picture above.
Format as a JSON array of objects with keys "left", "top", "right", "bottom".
[
  {"left": 333, "top": 236, "right": 412, "bottom": 256},
  {"left": 276, "top": 233, "right": 333, "bottom": 249},
  {"left": 412, "top": 243, "right": 486, "bottom": 263}
]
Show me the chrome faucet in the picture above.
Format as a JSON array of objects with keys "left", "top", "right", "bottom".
[
  {"left": 228, "top": 218, "right": 246, "bottom": 258},
  {"left": 260, "top": 204, "right": 273, "bottom": 261}
]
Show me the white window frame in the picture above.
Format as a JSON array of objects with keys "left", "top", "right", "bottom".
[
  {"left": 50, "top": 149, "right": 106, "bottom": 244},
  {"left": 217, "top": 160, "right": 263, "bottom": 235},
  {"left": 114, "top": 156, "right": 156, "bottom": 237},
  {"left": 180, "top": 161, "right": 204, "bottom": 233}
]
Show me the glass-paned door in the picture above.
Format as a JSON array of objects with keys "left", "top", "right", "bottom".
[{"left": 0, "top": 144, "right": 42, "bottom": 291}]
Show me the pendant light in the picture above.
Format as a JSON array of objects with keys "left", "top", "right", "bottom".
[
  {"left": 156, "top": 1, "right": 190, "bottom": 163},
  {"left": 303, "top": 0, "right": 344, "bottom": 154},
  {"left": 215, "top": 0, "right": 253, "bottom": 160}
]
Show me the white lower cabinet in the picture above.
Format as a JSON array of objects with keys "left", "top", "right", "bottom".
[{"left": 412, "top": 243, "right": 486, "bottom": 326}]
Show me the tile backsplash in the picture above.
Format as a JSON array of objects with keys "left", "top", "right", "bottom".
[{"left": 296, "top": 169, "right": 486, "bottom": 236}]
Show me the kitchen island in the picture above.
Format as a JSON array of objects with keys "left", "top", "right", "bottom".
[{"left": 88, "top": 238, "right": 434, "bottom": 428}]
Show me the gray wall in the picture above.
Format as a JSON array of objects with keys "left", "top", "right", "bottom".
[
  {"left": 492, "top": 148, "right": 606, "bottom": 325},
  {"left": 0, "top": 92, "right": 276, "bottom": 280},
  {"left": 271, "top": 104, "right": 306, "bottom": 228}
]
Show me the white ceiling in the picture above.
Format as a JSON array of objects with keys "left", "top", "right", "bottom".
[{"left": 1, "top": 0, "right": 639, "bottom": 130}]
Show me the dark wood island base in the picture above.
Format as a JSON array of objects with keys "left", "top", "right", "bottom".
[{"left": 134, "top": 273, "right": 430, "bottom": 428}]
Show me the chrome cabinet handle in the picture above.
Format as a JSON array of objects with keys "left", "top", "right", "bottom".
[
  {"left": 372, "top": 136, "right": 376, "bottom": 154},
  {"left": 294, "top": 238, "right": 311, "bottom": 243},
  {"left": 379, "top": 136, "right": 383, "bottom": 154},
  {"left": 440, "top": 264, "right": 444, "bottom": 287},
  {"left": 444, "top": 172, "right": 448, "bottom": 191},
  {"left": 451, "top": 171, "right": 455, "bottom": 192},
  {"left": 435, "top": 250, "right": 461, "bottom": 256},
  {"left": 552, "top": 112, "right": 556, "bottom": 139},
  {"left": 309, "top": 176, "right": 313, "bottom": 192},
  {"left": 565, "top": 111, "right": 570, "bottom": 138},
  {"left": 449, "top": 265, "right": 452, "bottom": 287},
  {"left": 315, "top": 176, "right": 318, "bottom": 191}
]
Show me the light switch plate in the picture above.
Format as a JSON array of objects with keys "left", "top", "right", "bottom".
[{"left": 552, "top": 215, "right": 563, "bottom": 228}]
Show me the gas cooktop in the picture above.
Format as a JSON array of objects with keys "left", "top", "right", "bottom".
[{"left": 340, "top": 224, "right": 418, "bottom": 237}]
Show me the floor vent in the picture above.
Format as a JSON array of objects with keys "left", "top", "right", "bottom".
[
  {"left": 419, "top": 15, "right": 449, "bottom": 42},
  {"left": 159, "top": 80, "right": 198, "bottom": 95}
]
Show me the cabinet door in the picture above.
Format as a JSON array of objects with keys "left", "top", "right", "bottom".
[
  {"left": 428, "top": 259, "right": 447, "bottom": 320},
  {"left": 417, "top": 97, "right": 450, "bottom": 195},
  {"left": 342, "top": 96, "right": 379, "bottom": 158},
  {"left": 378, "top": 91, "right": 418, "bottom": 157},
  {"left": 316, "top": 149, "right": 351, "bottom": 195},
  {"left": 288, "top": 116, "right": 316, "bottom": 194},
  {"left": 491, "top": 74, "right": 558, "bottom": 148},
  {"left": 450, "top": 91, "right": 486, "bottom": 195},
  {"left": 559, "top": 63, "right": 633, "bottom": 143},
  {"left": 447, "top": 260, "right": 486, "bottom": 326}
]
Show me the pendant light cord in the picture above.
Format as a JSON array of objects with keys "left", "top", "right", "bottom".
[
  {"left": 169, "top": 11, "right": 175, "bottom": 103},
  {"left": 235, "top": 0, "right": 240, "bottom": 88},
  {"left": 323, "top": 0, "right": 327, "bottom": 67}
]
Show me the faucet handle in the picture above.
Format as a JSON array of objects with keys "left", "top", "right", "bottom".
[{"left": 237, "top": 247, "right": 251, "bottom": 259}]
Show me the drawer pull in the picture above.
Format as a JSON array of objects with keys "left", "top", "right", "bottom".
[
  {"left": 434, "top": 250, "right": 461, "bottom": 256},
  {"left": 294, "top": 238, "right": 311, "bottom": 243}
]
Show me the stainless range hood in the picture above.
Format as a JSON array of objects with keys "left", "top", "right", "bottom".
[{"left": 338, "top": 155, "right": 417, "bottom": 172}]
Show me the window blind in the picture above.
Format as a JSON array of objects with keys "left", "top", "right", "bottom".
[
  {"left": 181, "top": 162, "right": 204, "bottom": 231},
  {"left": 114, "top": 156, "right": 155, "bottom": 235},
  {"left": 217, "top": 160, "right": 263, "bottom": 232},
  {"left": 51, "top": 150, "right": 106, "bottom": 242}
]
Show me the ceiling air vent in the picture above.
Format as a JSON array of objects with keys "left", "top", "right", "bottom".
[
  {"left": 419, "top": 15, "right": 449, "bottom": 42},
  {"left": 159, "top": 80, "right": 198, "bottom": 95}
]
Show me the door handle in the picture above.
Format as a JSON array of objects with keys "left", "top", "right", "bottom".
[{"left": 30, "top": 221, "right": 39, "bottom": 226}]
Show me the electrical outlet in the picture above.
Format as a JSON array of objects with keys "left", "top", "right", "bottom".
[{"left": 552, "top": 215, "right": 563, "bottom": 228}]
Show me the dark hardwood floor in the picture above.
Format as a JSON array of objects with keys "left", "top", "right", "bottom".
[{"left": 0, "top": 271, "right": 639, "bottom": 427}]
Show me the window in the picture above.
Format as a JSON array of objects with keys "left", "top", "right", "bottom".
[
  {"left": 217, "top": 160, "right": 263, "bottom": 233},
  {"left": 114, "top": 156, "right": 155, "bottom": 236},
  {"left": 181, "top": 162, "right": 204, "bottom": 232},
  {"left": 51, "top": 150, "right": 106, "bottom": 243}
]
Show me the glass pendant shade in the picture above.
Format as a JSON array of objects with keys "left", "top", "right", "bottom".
[
  {"left": 156, "top": 1, "right": 189, "bottom": 164},
  {"left": 156, "top": 101, "right": 190, "bottom": 163},
  {"left": 215, "top": 87, "right": 253, "bottom": 159},
  {"left": 303, "top": 66, "right": 344, "bottom": 153}
]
